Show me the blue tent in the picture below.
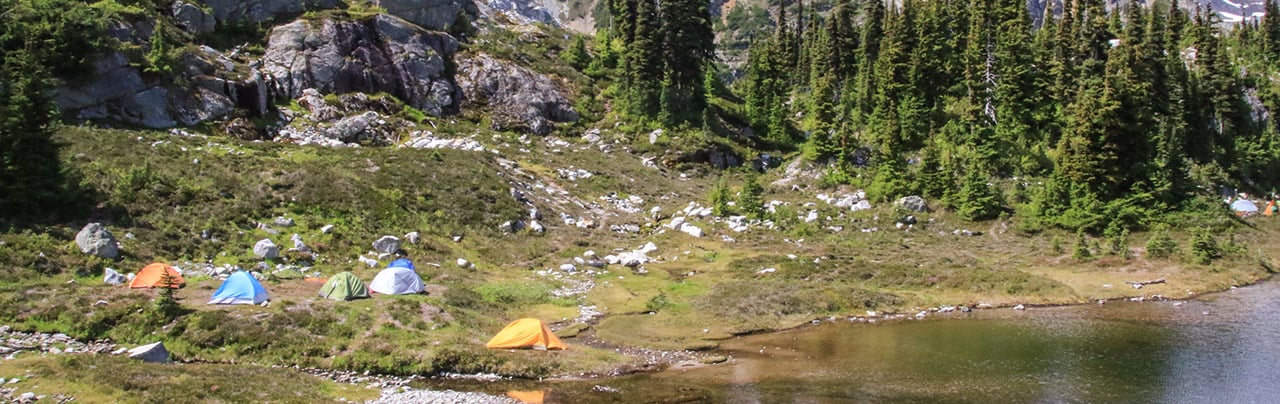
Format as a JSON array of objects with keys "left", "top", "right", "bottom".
[
  {"left": 208, "top": 271, "right": 270, "bottom": 305},
  {"left": 388, "top": 258, "right": 415, "bottom": 270}
]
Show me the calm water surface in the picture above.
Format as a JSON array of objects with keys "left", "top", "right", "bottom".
[{"left": 424, "top": 280, "right": 1280, "bottom": 403}]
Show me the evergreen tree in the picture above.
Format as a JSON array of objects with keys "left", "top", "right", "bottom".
[
  {"left": 0, "top": 48, "right": 63, "bottom": 225},
  {"left": 738, "top": 173, "right": 765, "bottom": 218},
  {"left": 1264, "top": 0, "right": 1280, "bottom": 62},
  {"left": 562, "top": 35, "right": 592, "bottom": 71},
  {"left": 659, "top": 0, "right": 716, "bottom": 126}
]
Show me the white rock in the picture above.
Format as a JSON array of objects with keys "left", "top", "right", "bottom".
[
  {"left": 529, "top": 220, "right": 545, "bottom": 233},
  {"left": 253, "top": 239, "right": 279, "bottom": 258},
  {"left": 456, "top": 258, "right": 470, "bottom": 268},
  {"left": 321, "top": 224, "right": 336, "bottom": 234},
  {"left": 638, "top": 242, "right": 658, "bottom": 254},
  {"left": 559, "top": 264, "right": 577, "bottom": 272},
  {"left": 358, "top": 256, "right": 378, "bottom": 268},
  {"left": 679, "top": 223, "right": 704, "bottom": 237},
  {"left": 404, "top": 231, "right": 420, "bottom": 244},
  {"left": 371, "top": 236, "right": 401, "bottom": 254},
  {"left": 603, "top": 255, "right": 620, "bottom": 265},
  {"left": 1013, "top": 304, "right": 1026, "bottom": 310},
  {"left": 665, "top": 216, "right": 685, "bottom": 230},
  {"left": 583, "top": 250, "right": 596, "bottom": 258},
  {"left": 127, "top": 342, "right": 170, "bottom": 363},
  {"left": 805, "top": 210, "right": 818, "bottom": 223},
  {"left": 103, "top": 268, "right": 126, "bottom": 285}
]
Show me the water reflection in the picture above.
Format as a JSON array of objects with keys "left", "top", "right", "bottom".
[{"left": 419, "top": 281, "right": 1280, "bottom": 403}]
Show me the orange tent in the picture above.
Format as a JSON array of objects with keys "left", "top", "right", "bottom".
[
  {"left": 485, "top": 318, "right": 567, "bottom": 350},
  {"left": 1265, "top": 200, "right": 1277, "bottom": 216},
  {"left": 129, "top": 263, "right": 186, "bottom": 289}
]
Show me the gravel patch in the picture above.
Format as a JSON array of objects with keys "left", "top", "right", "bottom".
[{"left": 366, "top": 388, "right": 518, "bottom": 404}]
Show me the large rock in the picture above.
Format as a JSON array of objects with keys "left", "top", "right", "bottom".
[
  {"left": 76, "top": 223, "right": 119, "bottom": 259},
  {"left": 262, "top": 15, "right": 459, "bottom": 116},
  {"left": 253, "top": 239, "right": 280, "bottom": 258},
  {"left": 54, "top": 52, "right": 146, "bottom": 114},
  {"left": 127, "top": 342, "right": 170, "bottom": 363},
  {"left": 455, "top": 53, "right": 578, "bottom": 135},
  {"left": 172, "top": 1, "right": 216, "bottom": 34},
  {"left": 372, "top": 236, "right": 401, "bottom": 254},
  {"left": 377, "top": 0, "right": 474, "bottom": 31},
  {"left": 203, "top": 0, "right": 342, "bottom": 25},
  {"left": 896, "top": 196, "right": 929, "bottom": 212}
]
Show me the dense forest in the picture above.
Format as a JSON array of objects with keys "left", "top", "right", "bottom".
[
  {"left": 729, "top": 0, "right": 1280, "bottom": 232},
  {"left": 596, "top": 0, "right": 1280, "bottom": 236}
]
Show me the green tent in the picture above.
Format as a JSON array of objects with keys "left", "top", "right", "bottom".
[{"left": 319, "top": 272, "right": 370, "bottom": 301}]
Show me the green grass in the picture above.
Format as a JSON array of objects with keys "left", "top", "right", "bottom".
[
  {"left": 2, "top": 122, "right": 1279, "bottom": 379},
  {"left": 0, "top": 355, "right": 378, "bottom": 403}
]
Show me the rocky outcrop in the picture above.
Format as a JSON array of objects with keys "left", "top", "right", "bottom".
[
  {"left": 277, "top": 89, "right": 416, "bottom": 146},
  {"left": 56, "top": 44, "right": 264, "bottom": 128},
  {"left": 172, "top": 1, "right": 216, "bottom": 34},
  {"left": 455, "top": 53, "right": 577, "bottom": 135},
  {"left": 262, "top": 15, "right": 459, "bottom": 116},
  {"left": 377, "top": 0, "right": 477, "bottom": 31},
  {"left": 203, "top": 0, "right": 342, "bottom": 26}
]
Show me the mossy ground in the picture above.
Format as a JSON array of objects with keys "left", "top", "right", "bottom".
[{"left": 1, "top": 125, "right": 1276, "bottom": 387}]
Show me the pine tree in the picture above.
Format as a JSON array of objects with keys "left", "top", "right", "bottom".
[
  {"left": 656, "top": 0, "right": 716, "bottom": 126},
  {"left": 0, "top": 48, "right": 63, "bottom": 225},
  {"left": 562, "top": 35, "right": 592, "bottom": 71},
  {"left": 738, "top": 173, "right": 765, "bottom": 218},
  {"left": 1264, "top": 0, "right": 1280, "bottom": 62}
]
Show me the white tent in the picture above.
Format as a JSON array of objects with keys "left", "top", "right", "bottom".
[
  {"left": 1232, "top": 199, "right": 1259, "bottom": 214},
  {"left": 368, "top": 266, "right": 424, "bottom": 295}
]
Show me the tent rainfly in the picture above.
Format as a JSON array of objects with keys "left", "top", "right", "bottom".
[
  {"left": 208, "top": 271, "right": 270, "bottom": 305},
  {"left": 486, "top": 318, "right": 567, "bottom": 350},
  {"left": 318, "top": 272, "right": 370, "bottom": 301}
]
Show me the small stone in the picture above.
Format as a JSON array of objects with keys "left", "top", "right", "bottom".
[
  {"left": 404, "top": 231, "right": 420, "bottom": 244},
  {"left": 273, "top": 217, "right": 295, "bottom": 227},
  {"left": 321, "top": 224, "right": 336, "bottom": 234},
  {"left": 456, "top": 258, "right": 470, "bottom": 268}
]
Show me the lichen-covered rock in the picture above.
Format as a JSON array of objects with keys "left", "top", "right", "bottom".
[
  {"left": 455, "top": 53, "right": 577, "bottom": 135},
  {"left": 376, "top": 0, "right": 475, "bottom": 31},
  {"left": 172, "top": 1, "right": 216, "bottom": 34},
  {"left": 262, "top": 15, "right": 459, "bottom": 115},
  {"left": 203, "top": 0, "right": 341, "bottom": 25},
  {"left": 76, "top": 223, "right": 119, "bottom": 259}
]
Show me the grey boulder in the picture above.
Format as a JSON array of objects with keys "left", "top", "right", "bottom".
[
  {"left": 372, "top": 236, "right": 401, "bottom": 254},
  {"left": 896, "top": 196, "right": 929, "bottom": 212},
  {"left": 127, "top": 342, "right": 170, "bottom": 363},
  {"left": 253, "top": 239, "right": 280, "bottom": 258},
  {"left": 76, "top": 223, "right": 119, "bottom": 259},
  {"left": 172, "top": 1, "right": 216, "bottom": 34}
]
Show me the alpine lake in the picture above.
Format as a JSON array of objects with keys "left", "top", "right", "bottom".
[{"left": 418, "top": 278, "right": 1280, "bottom": 403}]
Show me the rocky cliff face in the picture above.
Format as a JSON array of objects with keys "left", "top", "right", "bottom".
[
  {"left": 455, "top": 53, "right": 578, "bottom": 135},
  {"left": 261, "top": 14, "right": 460, "bottom": 116}
]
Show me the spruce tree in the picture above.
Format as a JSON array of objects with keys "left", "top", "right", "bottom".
[{"left": 0, "top": 48, "right": 62, "bottom": 225}]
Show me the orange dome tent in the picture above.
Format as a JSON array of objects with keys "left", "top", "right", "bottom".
[
  {"left": 129, "top": 263, "right": 186, "bottom": 289},
  {"left": 485, "top": 318, "right": 567, "bottom": 350}
]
